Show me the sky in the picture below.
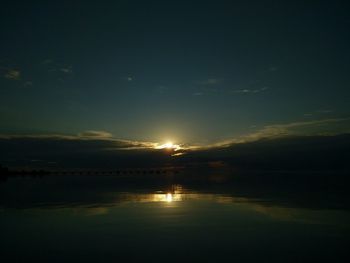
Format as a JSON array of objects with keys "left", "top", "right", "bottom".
[{"left": 1, "top": 0, "right": 350, "bottom": 147}]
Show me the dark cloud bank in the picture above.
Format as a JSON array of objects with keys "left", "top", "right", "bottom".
[
  {"left": 181, "top": 134, "right": 350, "bottom": 172},
  {"left": 1, "top": 133, "right": 350, "bottom": 171}
]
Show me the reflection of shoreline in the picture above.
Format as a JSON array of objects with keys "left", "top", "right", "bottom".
[
  {"left": 1, "top": 173, "right": 350, "bottom": 211},
  {"left": 3, "top": 184, "right": 349, "bottom": 228}
]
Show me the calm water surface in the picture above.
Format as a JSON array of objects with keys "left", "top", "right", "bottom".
[{"left": 1, "top": 174, "right": 349, "bottom": 262}]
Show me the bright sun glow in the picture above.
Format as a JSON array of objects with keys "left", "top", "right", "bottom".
[
  {"left": 163, "top": 142, "right": 174, "bottom": 149},
  {"left": 165, "top": 193, "right": 173, "bottom": 202},
  {"left": 155, "top": 141, "right": 181, "bottom": 151}
]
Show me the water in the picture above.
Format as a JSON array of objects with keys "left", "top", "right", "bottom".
[{"left": 1, "top": 174, "right": 349, "bottom": 262}]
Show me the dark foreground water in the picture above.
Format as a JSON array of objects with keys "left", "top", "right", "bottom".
[{"left": 1, "top": 173, "right": 349, "bottom": 262}]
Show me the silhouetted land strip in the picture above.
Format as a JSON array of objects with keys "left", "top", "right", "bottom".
[{"left": 0, "top": 164, "right": 181, "bottom": 181}]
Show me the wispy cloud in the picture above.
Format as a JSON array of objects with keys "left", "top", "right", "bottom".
[
  {"left": 317, "top": 109, "right": 334, "bottom": 114},
  {"left": 1, "top": 58, "right": 74, "bottom": 87},
  {"left": 0, "top": 130, "right": 162, "bottom": 150},
  {"left": 23, "top": 81, "right": 33, "bottom": 87},
  {"left": 211, "top": 117, "right": 350, "bottom": 148},
  {"left": 1, "top": 61, "right": 34, "bottom": 87},
  {"left": 154, "top": 85, "right": 169, "bottom": 94},
  {"left": 4, "top": 69, "right": 20, "bottom": 80},
  {"left": 78, "top": 130, "right": 113, "bottom": 139},
  {"left": 0, "top": 131, "right": 180, "bottom": 168},
  {"left": 191, "top": 78, "right": 223, "bottom": 96},
  {"left": 60, "top": 66, "right": 73, "bottom": 74},
  {"left": 41, "top": 59, "right": 73, "bottom": 75},
  {"left": 198, "top": 78, "right": 222, "bottom": 85},
  {"left": 303, "top": 113, "right": 313, "bottom": 117},
  {"left": 303, "top": 109, "right": 335, "bottom": 118},
  {"left": 231, "top": 87, "right": 269, "bottom": 94},
  {"left": 41, "top": 59, "right": 54, "bottom": 65}
]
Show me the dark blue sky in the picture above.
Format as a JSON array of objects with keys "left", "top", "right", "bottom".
[{"left": 1, "top": 0, "right": 349, "bottom": 145}]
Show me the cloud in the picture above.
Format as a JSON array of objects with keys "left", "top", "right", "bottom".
[
  {"left": 231, "top": 87, "right": 269, "bottom": 94},
  {"left": 78, "top": 130, "right": 113, "bottom": 139},
  {"left": 177, "top": 133, "right": 350, "bottom": 172},
  {"left": 60, "top": 66, "right": 73, "bottom": 74},
  {"left": 23, "top": 81, "right": 33, "bottom": 87},
  {"left": 4, "top": 69, "right": 20, "bottom": 80},
  {"left": 0, "top": 131, "right": 154, "bottom": 149},
  {"left": 304, "top": 109, "right": 334, "bottom": 117},
  {"left": 154, "top": 86, "right": 169, "bottom": 94},
  {"left": 41, "top": 59, "right": 54, "bottom": 65},
  {"left": 198, "top": 78, "right": 221, "bottom": 85},
  {"left": 1, "top": 128, "right": 350, "bottom": 171},
  {"left": 303, "top": 113, "right": 313, "bottom": 117},
  {"left": 317, "top": 109, "right": 334, "bottom": 114},
  {"left": 0, "top": 132, "right": 174, "bottom": 169},
  {"left": 211, "top": 117, "right": 350, "bottom": 147},
  {"left": 194, "top": 80, "right": 269, "bottom": 96},
  {"left": 1, "top": 59, "right": 75, "bottom": 87},
  {"left": 41, "top": 60, "right": 73, "bottom": 75},
  {"left": 261, "top": 117, "right": 349, "bottom": 130}
]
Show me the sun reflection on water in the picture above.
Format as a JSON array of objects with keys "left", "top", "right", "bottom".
[
  {"left": 166, "top": 193, "right": 173, "bottom": 202},
  {"left": 151, "top": 187, "right": 183, "bottom": 203},
  {"left": 114, "top": 184, "right": 247, "bottom": 205}
]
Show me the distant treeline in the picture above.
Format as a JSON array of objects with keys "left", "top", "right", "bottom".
[{"left": 0, "top": 165, "right": 180, "bottom": 178}]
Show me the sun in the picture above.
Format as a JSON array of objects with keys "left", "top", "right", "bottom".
[
  {"left": 162, "top": 141, "right": 174, "bottom": 149},
  {"left": 155, "top": 141, "right": 181, "bottom": 151}
]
